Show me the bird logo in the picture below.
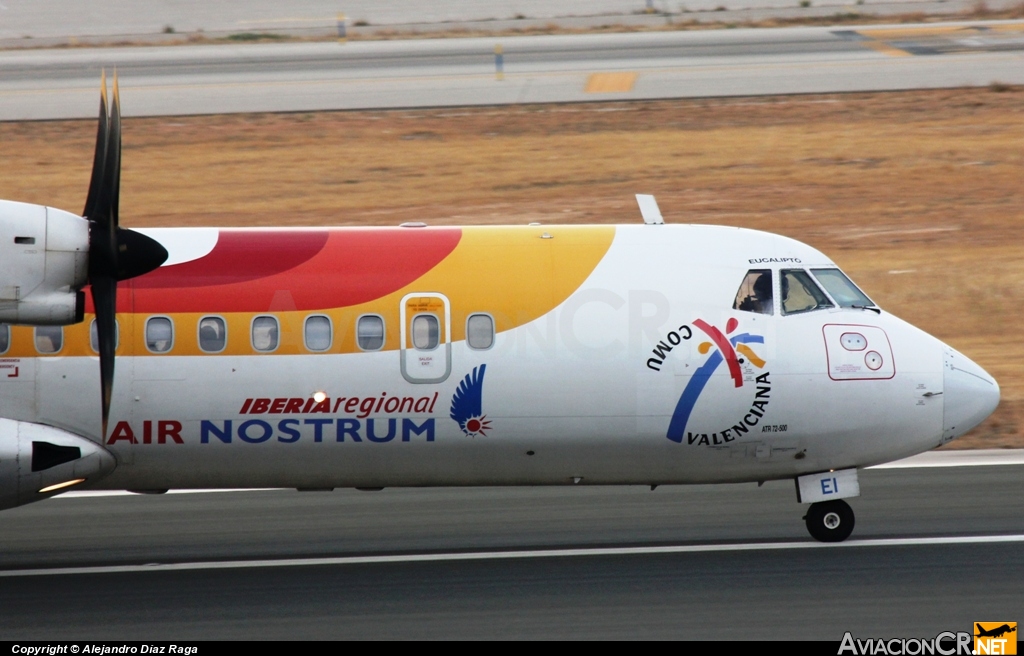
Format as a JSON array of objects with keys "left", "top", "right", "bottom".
[{"left": 450, "top": 365, "right": 492, "bottom": 437}]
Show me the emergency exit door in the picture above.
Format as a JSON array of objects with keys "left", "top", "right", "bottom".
[{"left": 400, "top": 293, "right": 451, "bottom": 384}]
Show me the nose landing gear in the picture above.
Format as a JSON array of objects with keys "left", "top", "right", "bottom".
[{"left": 804, "top": 499, "right": 855, "bottom": 542}]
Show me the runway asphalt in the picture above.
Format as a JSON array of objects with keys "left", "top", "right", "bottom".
[
  {"left": 0, "top": 461, "right": 1021, "bottom": 639},
  {"left": 4, "top": 0, "right": 1019, "bottom": 42},
  {"left": 1, "top": 21, "right": 1023, "bottom": 120}
]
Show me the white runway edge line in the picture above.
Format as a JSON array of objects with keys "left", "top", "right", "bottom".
[
  {"left": 2, "top": 534, "right": 1023, "bottom": 578},
  {"left": 868, "top": 448, "right": 1024, "bottom": 469}
]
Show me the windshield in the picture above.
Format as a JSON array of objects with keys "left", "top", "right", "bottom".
[
  {"left": 812, "top": 268, "right": 875, "bottom": 308},
  {"left": 733, "top": 269, "right": 773, "bottom": 315},
  {"left": 781, "top": 269, "right": 834, "bottom": 315}
]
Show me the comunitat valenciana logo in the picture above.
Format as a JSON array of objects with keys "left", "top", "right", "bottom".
[
  {"left": 666, "top": 317, "right": 767, "bottom": 445},
  {"left": 837, "top": 623, "right": 1017, "bottom": 656}
]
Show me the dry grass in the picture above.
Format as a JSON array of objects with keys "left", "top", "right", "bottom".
[{"left": 2, "top": 86, "right": 1022, "bottom": 447}]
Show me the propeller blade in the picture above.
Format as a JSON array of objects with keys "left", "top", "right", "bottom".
[
  {"left": 82, "top": 71, "right": 108, "bottom": 221},
  {"left": 91, "top": 275, "right": 117, "bottom": 438},
  {"left": 82, "top": 72, "right": 168, "bottom": 437},
  {"left": 93, "top": 71, "right": 120, "bottom": 270},
  {"left": 109, "top": 74, "right": 121, "bottom": 230}
]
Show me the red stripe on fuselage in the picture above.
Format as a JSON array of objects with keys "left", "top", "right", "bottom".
[
  {"left": 120, "top": 228, "right": 462, "bottom": 313},
  {"left": 138, "top": 230, "right": 330, "bottom": 289}
]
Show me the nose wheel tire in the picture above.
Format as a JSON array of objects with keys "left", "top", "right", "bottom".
[{"left": 804, "top": 500, "right": 855, "bottom": 542}]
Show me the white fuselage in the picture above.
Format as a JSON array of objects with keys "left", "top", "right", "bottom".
[{"left": 0, "top": 224, "right": 998, "bottom": 491}]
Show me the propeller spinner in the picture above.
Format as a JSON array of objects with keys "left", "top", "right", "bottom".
[{"left": 82, "top": 73, "right": 168, "bottom": 436}]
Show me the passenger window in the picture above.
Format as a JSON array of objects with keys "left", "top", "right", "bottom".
[
  {"left": 35, "top": 326, "right": 63, "bottom": 354},
  {"left": 198, "top": 316, "right": 227, "bottom": 353},
  {"left": 252, "top": 316, "right": 279, "bottom": 352},
  {"left": 733, "top": 269, "right": 773, "bottom": 315},
  {"left": 305, "top": 315, "right": 332, "bottom": 352},
  {"left": 146, "top": 317, "right": 174, "bottom": 353},
  {"left": 0, "top": 324, "right": 9, "bottom": 354},
  {"left": 466, "top": 314, "right": 494, "bottom": 350},
  {"left": 89, "top": 320, "right": 120, "bottom": 352},
  {"left": 412, "top": 314, "right": 439, "bottom": 350},
  {"left": 811, "top": 268, "right": 875, "bottom": 308},
  {"left": 781, "top": 269, "right": 834, "bottom": 315},
  {"left": 357, "top": 315, "right": 385, "bottom": 351}
]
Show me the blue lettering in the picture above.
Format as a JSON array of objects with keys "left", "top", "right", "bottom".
[
  {"left": 304, "top": 418, "right": 333, "bottom": 443},
  {"left": 821, "top": 478, "right": 836, "bottom": 495},
  {"left": 277, "top": 419, "right": 301, "bottom": 443},
  {"left": 402, "top": 418, "right": 435, "bottom": 442},
  {"left": 198, "top": 417, "right": 439, "bottom": 445},
  {"left": 337, "top": 419, "right": 362, "bottom": 442},
  {"left": 366, "top": 418, "right": 397, "bottom": 443},
  {"left": 238, "top": 419, "right": 273, "bottom": 443},
  {"left": 201, "top": 420, "right": 232, "bottom": 444}
]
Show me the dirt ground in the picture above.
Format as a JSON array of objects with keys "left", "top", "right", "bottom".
[{"left": 2, "top": 86, "right": 1022, "bottom": 448}]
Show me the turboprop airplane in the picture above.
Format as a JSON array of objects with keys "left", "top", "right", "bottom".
[{"left": 0, "top": 79, "right": 1001, "bottom": 543}]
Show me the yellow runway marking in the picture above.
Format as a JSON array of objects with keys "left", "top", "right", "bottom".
[
  {"left": 585, "top": 72, "right": 638, "bottom": 93},
  {"left": 861, "top": 39, "right": 913, "bottom": 57},
  {"left": 991, "top": 22, "right": 1024, "bottom": 33},
  {"left": 858, "top": 25, "right": 974, "bottom": 39},
  {"left": 854, "top": 21, "right": 1024, "bottom": 57}
]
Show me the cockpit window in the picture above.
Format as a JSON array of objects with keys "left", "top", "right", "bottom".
[
  {"left": 781, "top": 269, "right": 834, "bottom": 315},
  {"left": 733, "top": 269, "right": 773, "bottom": 315},
  {"left": 811, "top": 268, "right": 875, "bottom": 308}
]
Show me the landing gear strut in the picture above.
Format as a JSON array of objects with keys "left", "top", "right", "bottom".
[{"left": 804, "top": 499, "right": 855, "bottom": 542}]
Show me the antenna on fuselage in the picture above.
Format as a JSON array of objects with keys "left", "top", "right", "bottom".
[{"left": 635, "top": 194, "right": 664, "bottom": 225}]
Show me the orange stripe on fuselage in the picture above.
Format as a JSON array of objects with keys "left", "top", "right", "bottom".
[{"left": 3, "top": 225, "right": 615, "bottom": 358}]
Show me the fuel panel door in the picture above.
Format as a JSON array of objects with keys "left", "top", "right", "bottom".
[{"left": 400, "top": 293, "right": 451, "bottom": 384}]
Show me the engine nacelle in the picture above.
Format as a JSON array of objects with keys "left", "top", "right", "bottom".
[
  {"left": 0, "top": 418, "right": 117, "bottom": 512},
  {"left": 0, "top": 199, "right": 90, "bottom": 325}
]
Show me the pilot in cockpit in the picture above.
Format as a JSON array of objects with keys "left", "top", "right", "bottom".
[{"left": 734, "top": 269, "right": 773, "bottom": 315}]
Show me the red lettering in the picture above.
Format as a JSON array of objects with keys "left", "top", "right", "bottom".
[
  {"left": 107, "top": 421, "right": 137, "bottom": 445},
  {"left": 310, "top": 398, "right": 331, "bottom": 413},
  {"left": 303, "top": 397, "right": 315, "bottom": 413},
  {"left": 158, "top": 420, "right": 184, "bottom": 444},
  {"left": 250, "top": 398, "right": 271, "bottom": 414},
  {"left": 270, "top": 398, "right": 287, "bottom": 414},
  {"left": 333, "top": 397, "right": 346, "bottom": 413},
  {"left": 240, "top": 398, "right": 253, "bottom": 414},
  {"left": 284, "top": 398, "right": 304, "bottom": 414},
  {"left": 375, "top": 393, "right": 387, "bottom": 413},
  {"left": 345, "top": 397, "right": 360, "bottom": 414},
  {"left": 143, "top": 420, "right": 153, "bottom": 445},
  {"left": 429, "top": 392, "right": 438, "bottom": 414}
]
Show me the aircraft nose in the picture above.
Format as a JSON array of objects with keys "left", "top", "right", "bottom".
[{"left": 943, "top": 346, "right": 1000, "bottom": 442}]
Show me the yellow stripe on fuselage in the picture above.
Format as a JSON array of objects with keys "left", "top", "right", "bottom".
[{"left": 1, "top": 225, "right": 615, "bottom": 358}]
